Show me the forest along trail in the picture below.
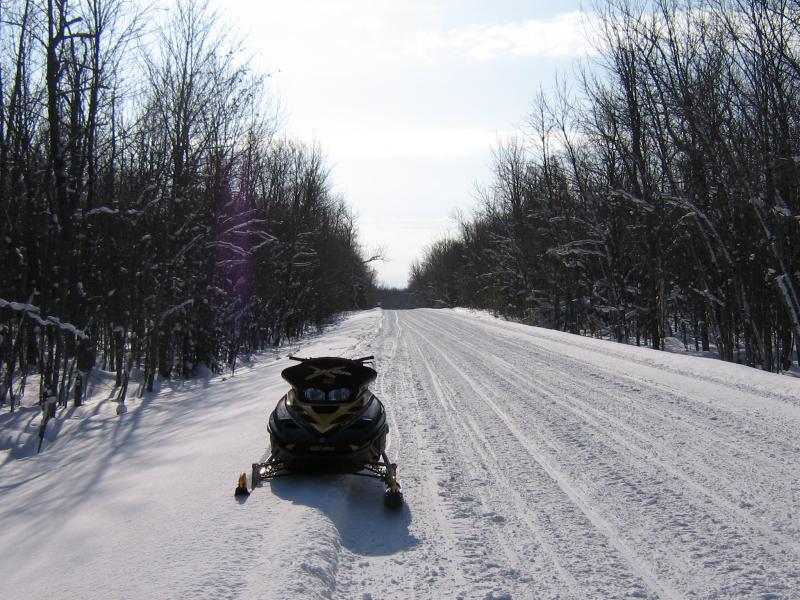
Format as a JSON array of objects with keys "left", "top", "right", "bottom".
[{"left": 331, "top": 308, "right": 800, "bottom": 600}]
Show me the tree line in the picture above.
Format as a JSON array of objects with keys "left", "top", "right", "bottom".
[
  {"left": 0, "top": 0, "right": 376, "bottom": 415},
  {"left": 410, "top": 0, "right": 800, "bottom": 372}
]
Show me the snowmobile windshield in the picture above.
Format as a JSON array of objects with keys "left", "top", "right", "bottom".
[{"left": 282, "top": 357, "right": 377, "bottom": 392}]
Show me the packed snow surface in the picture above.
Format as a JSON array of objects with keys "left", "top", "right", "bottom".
[{"left": 2, "top": 308, "right": 799, "bottom": 599}]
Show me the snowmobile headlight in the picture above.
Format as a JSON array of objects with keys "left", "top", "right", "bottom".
[
  {"left": 328, "top": 388, "right": 351, "bottom": 402},
  {"left": 304, "top": 388, "right": 326, "bottom": 402}
]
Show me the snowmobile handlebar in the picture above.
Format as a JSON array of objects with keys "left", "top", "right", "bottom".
[{"left": 288, "top": 354, "right": 374, "bottom": 363}]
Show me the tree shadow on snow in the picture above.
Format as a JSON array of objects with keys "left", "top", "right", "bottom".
[
  {"left": 269, "top": 474, "right": 418, "bottom": 557},
  {"left": 1, "top": 365, "right": 264, "bottom": 543}
]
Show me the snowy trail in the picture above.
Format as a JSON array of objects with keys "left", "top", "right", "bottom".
[
  {"left": 333, "top": 309, "right": 800, "bottom": 599},
  {"left": 2, "top": 308, "right": 799, "bottom": 599},
  {"left": 387, "top": 309, "right": 800, "bottom": 598}
]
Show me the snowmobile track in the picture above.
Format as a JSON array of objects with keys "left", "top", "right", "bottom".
[
  {"left": 408, "top": 315, "right": 681, "bottom": 599},
  {"left": 400, "top": 309, "right": 800, "bottom": 598}
]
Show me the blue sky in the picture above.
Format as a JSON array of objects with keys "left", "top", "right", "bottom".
[{"left": 226, "top": 0, "right": 594, "bottom": 287}]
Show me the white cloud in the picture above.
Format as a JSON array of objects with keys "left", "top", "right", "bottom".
[
  {"left": 411, "top": 12, "right": 597, "bottom": 61},
  {"left": 223, "top": 2, "right": 593, "bottom": 286}
]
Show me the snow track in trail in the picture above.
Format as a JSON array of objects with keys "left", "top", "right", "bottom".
[
  {"left": 435, "top": 311, "right": 800, "bottom": 552},
  {"left": 403, "top": 313, "right": 676, "bottom": 599},
  {"left": 419, "top": 312, "right": 800, "bottom": 546},
  {"left": 389, "top": 309, "right": 800, "bottom": 599}
]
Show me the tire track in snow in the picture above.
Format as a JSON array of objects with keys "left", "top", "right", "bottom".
[
  {"left": 346, "top": 310, "right": 579, "bottom": 598},
  {"left": 462, "top": 332, "right": 800, "bottom": 592},
  {"left": 409, "top": 309, "right": 800, "bottom": 598},
  {"left": 406, "top": 312, "right": 680, "bottom": 599},
  {"left": 333, "top": 310, "right": 474, "bottom": 599},
  {"left": 411, "top": 338, "right": 583, "bottom": 597},
  {"left": 417, "top": 311, "right": 800, "bottom": 552},
  {"left": 420, "top": 312, "right": 796, "bottom": 485},
  {"left": 419, "top": 311, "right": 800, "bottom": 557},
  {"left": 387, "top": 310, "right": 528, "bottom": 597},
  {"left": 445, "top": 310, "right": 800, "bottom": 436},
  {"left": 378, "top": 310, "right": 472, "bottom": 596},
  {"left": 403, "top": 328, "right": 582, "bottom": 598},
  {"left": 447, "top": 310, "right": 800, "bottom": 410},
  {"left": 440, "top": 312, "right": 800, "bottom": 470},
  {"left": 260, "top": 309, "right": 799, "bottom": 599}
]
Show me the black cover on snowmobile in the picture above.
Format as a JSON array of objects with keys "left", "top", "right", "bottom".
[{"left": 281, "top": 357, "right": 377, "bottom": 396}]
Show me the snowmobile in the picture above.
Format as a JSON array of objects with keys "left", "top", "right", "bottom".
[{"left": 240, "top": 355, "right": 403, "bottom": 508}]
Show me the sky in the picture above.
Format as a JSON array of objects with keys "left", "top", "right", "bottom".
[{"left": 225, "top": 0, "right": 595, "bottom": 288}]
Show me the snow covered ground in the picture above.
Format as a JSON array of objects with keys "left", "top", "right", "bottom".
[{"left": 2, "top": 308, "right": 799, "bottom": 599}]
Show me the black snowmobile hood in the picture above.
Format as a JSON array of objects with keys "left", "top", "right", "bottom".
[{"left": 281, "top": 357, "right": 377, "bottom": 392}]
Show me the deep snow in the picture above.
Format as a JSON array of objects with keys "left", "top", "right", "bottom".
[{"left": 1, "top": 308, "right": 799, "bottom": 599}]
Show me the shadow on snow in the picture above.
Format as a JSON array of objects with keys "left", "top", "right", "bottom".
[{"left": 268, "top": 474, "right": 418, "bottom": 557}]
